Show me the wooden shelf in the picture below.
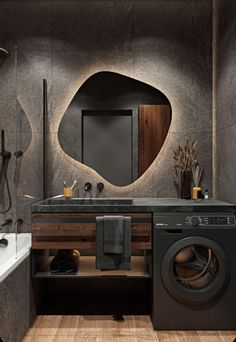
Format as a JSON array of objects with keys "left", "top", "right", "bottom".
[{"left": 33, "top": 255, "right": 149, "bottom": 279}]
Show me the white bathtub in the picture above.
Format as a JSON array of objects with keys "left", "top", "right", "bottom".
[{"left": 0, "top": 233, "right": 31, "bottom": 283}]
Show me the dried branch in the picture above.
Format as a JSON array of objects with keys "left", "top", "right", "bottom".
[{"left": 173, "top": 138, "right": 199, "bottom": 172}]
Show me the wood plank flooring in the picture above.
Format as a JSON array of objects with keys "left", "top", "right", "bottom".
[{"left": 23, "top": 316, "right": 236, "bottom": 342}]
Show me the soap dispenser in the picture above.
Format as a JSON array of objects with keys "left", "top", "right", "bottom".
[{"left": 204, "top": 189, "right": 209, "bottom": 200}]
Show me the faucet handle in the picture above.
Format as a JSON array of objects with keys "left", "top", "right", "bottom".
[
  {"left": 97, "top": 183, "right": 104, "bottom": 193},
  {"left": 84, "top": 182, "right": 92, "bottom": 192}
]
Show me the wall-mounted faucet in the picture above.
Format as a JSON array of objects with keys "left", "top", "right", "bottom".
[
  {"left": 0, "top": 47, "right": 10, "bottom": 59},
  {"left": 97, "top": 183, "right": 104, "bottom": 193},
  {"left": 0, "top": 236, "right": 8, "bottom": 247},
  {"left": 84, "top": 182, "right": 92, "bottom": 192},
  {"left": 0, "top": 218, "right": 12, "bottom": 231}
]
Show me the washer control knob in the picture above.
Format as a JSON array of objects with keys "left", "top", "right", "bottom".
[{"left": 190, "top": 216, "right": 200, "bottom": 227}]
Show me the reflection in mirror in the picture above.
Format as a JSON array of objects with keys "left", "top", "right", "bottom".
[
  {"left": 83, "top": 110, "right": 132, "bottom": 186},
  {"left": 59, "top": 72, "right": 171, "bottom": 186}
]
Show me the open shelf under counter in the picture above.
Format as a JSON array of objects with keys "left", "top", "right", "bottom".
[{"left": 32, "top": 255, "right": 150, "bottom": 279}]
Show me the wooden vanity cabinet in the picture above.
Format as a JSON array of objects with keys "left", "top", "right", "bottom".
[
  {"left": 32, "top": 212, "right": 152, "bottom": 250},
  {"left": 31, "top": 212, "right": 152, "bottom": 278}
]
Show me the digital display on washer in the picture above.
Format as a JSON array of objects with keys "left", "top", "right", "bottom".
[{"left": 207, "top": 216, "right": 233, "bottom": 225}]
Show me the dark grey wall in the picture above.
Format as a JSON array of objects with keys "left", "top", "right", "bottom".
[
  {"left": 0, "top": 5, "right": 44, "bottom": 233},
  {"left": 0, "top": 0, "right": 212, "bottom": 199},
  {"left": 0, "top": 50, "right": 44, "bottom": 234},
  {"left": 0, "top": 1, "right": 215, "bottom": 339},
  {"left": 216, "top": 0, "right": 236, "bottom": 202}
]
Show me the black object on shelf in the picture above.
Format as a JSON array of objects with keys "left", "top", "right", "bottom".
[{"left": 50, "top": 249, "right": 80, "bottom": 273}]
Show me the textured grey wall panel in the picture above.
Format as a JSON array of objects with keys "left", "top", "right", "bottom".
[
  {"left": 0, "top": 5, "right": 45, "bottom": 235},
  {"left": 0, "top": 46, "right": 17, "bottom": 231},
  {"left": 50, "top": 0, "right": 212, "bottom": 197},
  {"left": 216, "top": 0, "right": 236, "bottom": 202},
  {"left": 216, "top": 125, "right": 236, "bottom": 202},
  {"left": 52, "top": 1, "right": 134, "bottom": 53},
  {"left": 0, "top": 0, "right": 212, "bottom": 200}
]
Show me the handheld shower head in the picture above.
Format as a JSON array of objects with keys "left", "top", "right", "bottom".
[
  {"left": 0, "top": 130, "right": 12, "bottom": 213},
  {"left": 0, "top": 130, "right": 11, "bottom": 159},
  {"left": 1, "top": 130, "right": 4, "bottom": 155},
  {"left": 0, "top": 48, "right": 10, "bottom": 59}
]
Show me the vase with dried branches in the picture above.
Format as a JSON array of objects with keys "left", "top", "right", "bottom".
[{"left": 173, "top": 138, "right": 199, "bottom": 199}]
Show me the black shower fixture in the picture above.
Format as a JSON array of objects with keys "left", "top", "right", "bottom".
[
  {"left": 0, "top": 48, "right": 10, "bottom": 59},
  {"left": 0, "top": 130, "right": 12, "bottom": 213}
]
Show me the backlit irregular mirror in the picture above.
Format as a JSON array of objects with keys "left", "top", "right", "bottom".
[{"left": 58, "top": 72, "right": 171, "bottom": 186}]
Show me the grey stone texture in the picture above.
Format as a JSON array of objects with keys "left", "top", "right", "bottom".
[
  {"left": 32, "top": 197, "right": 236, "bottom": 214},
  {"left": 0, "top": 45, "right": 17, "bottom": 232},
  {"left": 49, "top": 0, "right": 212, "bottom": 197},
  {"left": 0, "top": 0, "right": 213, "bottom": 199},
  {"left": 0, "top": 0, "right": 233, "bottom": 339},
  {"left": 216, "top": 126, "right": 236, "bottom": 202},
  {"left": 215, "top": 0, "right": 236, "bottom": 203},
  {"left": 52, "top": 1, "right": 135, "bottom": 53},
  {"left": 0, "top": 13, "right": 45, "bottom": 342}
]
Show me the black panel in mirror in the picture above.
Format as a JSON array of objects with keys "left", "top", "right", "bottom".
[{"left": 83, "top": 110, "right": 133, "bottom": 186}]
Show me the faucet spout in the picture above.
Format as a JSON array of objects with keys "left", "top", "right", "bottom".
[
  {"left": 0, "top": 238, "right": 8, "bottom": 247},
  {"left": 84, "top": 182, "right": 92, "bottom": 192}
]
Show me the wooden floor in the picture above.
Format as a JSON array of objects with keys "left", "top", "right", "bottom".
[{"left": 23, "top": 316, "right": 236, "bottom": 342}]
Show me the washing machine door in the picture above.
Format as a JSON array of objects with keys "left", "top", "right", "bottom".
[{"left": 162, "top": 236, "right": 230, "bottom": 305}]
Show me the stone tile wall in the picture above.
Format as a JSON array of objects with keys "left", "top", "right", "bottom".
[{"left": 215, "top": 0, "right": 236, "bottom": 203}]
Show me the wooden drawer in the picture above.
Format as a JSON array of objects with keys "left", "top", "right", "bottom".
[{"left": 32, "top": 213, "right": 152, "bottom": 250}]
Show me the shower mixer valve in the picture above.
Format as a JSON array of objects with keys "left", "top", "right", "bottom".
[
  {"left": 0, "top": 150, "right": 11, "bottom": 159},
  {"left": 0, "top": 218, "right": 12, "bottom": 231}
]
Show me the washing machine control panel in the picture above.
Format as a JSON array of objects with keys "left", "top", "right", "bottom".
[
  {"left": 185, "top": 215, "right": 236, "bottom": 226},
  {"left": 154, "top": 213, "right": 236, "bottom": 229}
]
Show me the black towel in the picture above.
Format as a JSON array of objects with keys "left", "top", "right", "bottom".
[
  {"left": 50, "top": 249, "right": 80, "bottom": 273},
  {"left": 96, "top": 215, "right": 131, "bottom": 270},
  {"left": 103, "top": 216, "right": 124, "bottom": 254},
  {"left": 57, "top": 249, "right": 70, "bottom": 259}
]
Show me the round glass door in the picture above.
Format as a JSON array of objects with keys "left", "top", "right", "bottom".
[{"left": 162, "top": 237, "right": 229, "bottom": 305}]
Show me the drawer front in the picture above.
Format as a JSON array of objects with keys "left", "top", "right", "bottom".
[{"left": 32, "top": 213, "right": 152, "bottom": 250}]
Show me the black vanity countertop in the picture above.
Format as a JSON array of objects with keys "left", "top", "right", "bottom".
[{"left": 31, "top": 198, "right": 236, "bottom": 213}]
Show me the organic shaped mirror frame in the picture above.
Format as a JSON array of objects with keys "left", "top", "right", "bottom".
[{"left": 58, "top": 72, "right": 171, "bottom": 186}]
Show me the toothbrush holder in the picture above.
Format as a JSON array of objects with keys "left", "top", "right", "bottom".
[{"left": 64, "top": 187, "right": 73, "bottom": 199}]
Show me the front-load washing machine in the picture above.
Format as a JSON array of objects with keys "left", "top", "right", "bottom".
[{"left": 152, "top": 212, "right": 236, "bottom": 330}]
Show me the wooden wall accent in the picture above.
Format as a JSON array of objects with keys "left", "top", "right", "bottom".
[
  {"left": 138, "top": 104, "right": 171, "bottom": 177},
  {"left": 32, "top": 213, "right": 152, "bottom": 250}
]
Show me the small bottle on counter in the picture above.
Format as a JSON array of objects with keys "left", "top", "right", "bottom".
[
  {"left": 192, "top": 186, "right": 202, "bottom": 200},
  {"left": 204, "top": 189, "right": 209, "bottom": 200}
]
